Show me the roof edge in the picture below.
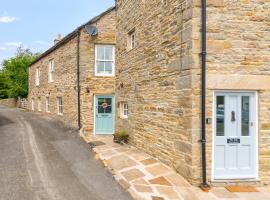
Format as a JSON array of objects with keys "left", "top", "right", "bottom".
[{"left": 29, "top": 6, "right": 116, "bottom": 66}]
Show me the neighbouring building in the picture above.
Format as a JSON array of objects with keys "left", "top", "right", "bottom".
[
  {"left": 115, "top": 0, "right": 270, "bottom": 186},
  {"left": 28, "top": 7, "right": 116, "bottom": 135}
]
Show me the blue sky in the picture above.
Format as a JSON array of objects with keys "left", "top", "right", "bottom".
[{"left": 0, "top": 0, "right": 115, "bottom": 65}]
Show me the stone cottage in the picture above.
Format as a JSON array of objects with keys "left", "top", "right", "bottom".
[
  {"left": 115, "top": 0, "right": 270, "bottom": 187},
  {"left": 28, "top": 7, "right": 116, "bottom": 135}
]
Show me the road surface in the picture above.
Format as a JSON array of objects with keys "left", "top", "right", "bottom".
[{"left": 0, "top": 105, "right": 132, "bottom": 200}]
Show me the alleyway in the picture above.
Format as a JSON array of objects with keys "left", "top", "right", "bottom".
[{"left": 0, "top": 106, "right": 132, "bottom": 200}]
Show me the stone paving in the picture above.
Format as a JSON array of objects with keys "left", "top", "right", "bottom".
[{"left": 82, "top": 135, "right": 270, "bottom": 200}]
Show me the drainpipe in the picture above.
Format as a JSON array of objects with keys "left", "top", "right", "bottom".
[
  {"left": 200, "top": 0, "right": 209, "bottom": 190},
  {"left": 76, "top": 29, "right": 81, "bottom": 130}
]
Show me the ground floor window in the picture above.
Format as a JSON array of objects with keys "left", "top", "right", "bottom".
[
  {"left": 38, "top": 98, "right": 41, "bottom": 111},
  {"left": 46, "top": 97, "right": 50, "bottom": 112},
  {"left": 57, "top": 97, "right": 63, "bottom": 115},
  {"left": 32, "top": 99, "right": 35, "bottom": 110},
  {"left": 120, "top": 102, "right": 128, "bottom": 119}
]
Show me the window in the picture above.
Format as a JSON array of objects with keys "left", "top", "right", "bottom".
[
  {"left": 48, "top": 60, "right": 55, "bottom": 82},
  {"left": 95, "top": 45, "right": 115, "bottom": 76},
  {"left": 57, "top": 97, "right": 63, "bottom": 115},
  {"left": 38, "top": 98, "right": 41, "bottom": 112},
  {"left": 46, "top": 97, "right": 50, "bottom": 112},
  {"left": 35, "top": 67, "right": 40, "bottom": 86},
  {"left": 241, "top": 96, "right": 250, "bottom": 136},
  {"left": 32, "top": 99, "right": 34, "bottom": 110},
  {"left": 128, "top": 30, "right": 136, "bottom": 50},
  {"left": 120, "top": 102, "right": 128, "bottom": 119},
  {"left": 216, "top": 96, "right": 224, "bottom": 136}
]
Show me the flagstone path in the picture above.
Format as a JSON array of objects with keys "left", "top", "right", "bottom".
[{"left": 82, "top": 135, "right": 270, "bottom": 200}]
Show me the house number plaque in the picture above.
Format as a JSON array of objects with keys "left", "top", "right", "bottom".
[{"left": 227, "top": 138, "right": 240, "bottom": 144}]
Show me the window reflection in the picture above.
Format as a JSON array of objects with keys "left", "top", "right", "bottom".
[
  {"left": 216, "top": 96, "right": 225, "bottom": 136},
  {"left": 242, "top": 96, "right": 250, "bottom": 136}
]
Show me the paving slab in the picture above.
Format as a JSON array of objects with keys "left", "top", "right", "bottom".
[
  {"left": 121, "top": 168, "right": 145, "bottom": 181},
  {"left": 212, "top": 188, "right": 238, "bottom": 198},
  {"left": 86, "top": 135, "right": 270, "bottom": 200},
  {"left": 108, "top": 155, "right": 138, "bottom": 170}
]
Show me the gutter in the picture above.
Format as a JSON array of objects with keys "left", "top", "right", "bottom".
[
  {"left": 200, "top": 0, "right": 210, "bottom": 190},
  {"left": 76, "top": 29, "right": 81, "bottom": 130}
]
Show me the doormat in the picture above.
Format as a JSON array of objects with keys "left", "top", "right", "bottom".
[
  {"left": 225, "top": 186, "right": 258, "bottom": 192},
  {"left": 88, "top": 141, "right": 105, "bottom": 148}
]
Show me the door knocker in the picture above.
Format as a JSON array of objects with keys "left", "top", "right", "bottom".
[{"left": 231, "top": 111, "right": 236, "bottom": 122}]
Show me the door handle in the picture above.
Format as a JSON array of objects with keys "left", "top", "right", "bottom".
[{"left": 231, "top": 111, "right": 236, "bottom": 122}]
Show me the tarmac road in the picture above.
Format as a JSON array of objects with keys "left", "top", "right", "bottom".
[{"left": 0, "top": 105, "right": 132, "bottom": 200}]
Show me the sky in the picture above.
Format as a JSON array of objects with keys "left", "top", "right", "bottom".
[{"left": 0, "top": 0, "right": 115, "bottom": 66}]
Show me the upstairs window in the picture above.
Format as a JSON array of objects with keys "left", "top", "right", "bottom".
[
  {"left": 128, "top": 29, "right": 136, "bottom": 50},
  {"left": 46, "top": 97, "right": 50, "bottom": 112},
  {"left": 95, "top": 45, "right": 115, "bottom": 76},
  {"left": 35, "top": 67, "right": 40, "bottom": 86},
  {"left": 48, "top": 60, "right": 55, "bottom": 82},
  {"left": 57, "top": 97, "right": 63, "bottom": 115},
  {"left": 120, "top": 102, "right": 128, "bottom": 119}
]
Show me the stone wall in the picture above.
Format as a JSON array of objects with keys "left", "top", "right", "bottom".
[
  {"left": 0, "top": 98, "right": 17, "bottom": 108},
  {"left": 116, "top": 0, "right": 270, "bottom": 185},
  {"left": 79, "top": 9, "right": 116, "bottom": 137},
  {"left": 115, "top": 0, "right": 196, "bottom": 183},
  {"left": 28, "top": 35, "right": 78, "bottom": 128},
  {"left": 191, "top": 0, "right": 270, "bottom": 184},
  {"left": 28, "top": 8, "right": 116, "bottom": 132}
]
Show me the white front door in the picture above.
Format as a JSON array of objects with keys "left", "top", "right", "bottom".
[{"left": 213, "top": 92, "right": 257, "bottom": 180}]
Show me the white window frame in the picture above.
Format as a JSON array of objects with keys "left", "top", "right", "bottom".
[
  {"left": 120, "top": 102, "right": 128, "bottom": 119},
  {"left": 38, "top": 98, "right": 41, "bottom": 112},
  {"left": 32, "top": 99, "right": 35, "bottom": 111},
  {"left": 46, "top": 96, "right": 50, "bottom": 112},
  {"left": 95, "top": 45, "right": 115, "bottom": 77},
  {"left": 48, "top": 60, "right": 55, "bottom": 83},
  {"left": 57, "top": 97, "right": 63, "bottom": 115},
  {"left": 35, "top": 67, "right": 40, "bottom": 86}
]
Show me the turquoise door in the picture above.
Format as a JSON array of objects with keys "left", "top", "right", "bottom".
[{"left": 95, "top": 95, "right": 115, "bottom": 134}]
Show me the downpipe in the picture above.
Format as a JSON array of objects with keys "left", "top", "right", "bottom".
[{"left": 200, "top": 0, "right": 210, "bottom": 191}]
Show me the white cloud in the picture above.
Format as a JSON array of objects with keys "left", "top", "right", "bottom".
[
  {"left": 5, "top": 42, "right": 22, "bottom": 47},
  {"left": 0, "top": 16, "right": 17, "bottom": 23}
]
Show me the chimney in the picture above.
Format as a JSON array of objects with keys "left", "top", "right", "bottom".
[{"left": 54, "top": 33, "right": 62, "bottom": 45}]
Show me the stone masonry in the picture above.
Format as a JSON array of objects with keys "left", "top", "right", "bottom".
[
  {"left": 115, "top": 0, "right": 196, "bottom": 184},
  {"left": 28, "top": 7, "right": 116, "bottom": 133},
  {"left": 115, "top": 0, "right": 270, "bottom": 185},
  {"left": 28, "top": 36, "right": 78, "bottom": 128}
]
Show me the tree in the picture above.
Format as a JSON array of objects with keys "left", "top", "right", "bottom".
[
  {"left": 0, "top": 73, "right": 9, "bottom": 99},
  {"left": 0, "top": 46, "right": 40, "bottom": 99}
]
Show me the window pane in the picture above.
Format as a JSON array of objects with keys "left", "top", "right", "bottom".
[
  {"left": 242, "top": 96, "right": 250, "bottom": 136},
  {"left": 98, "top": 98, "right": 112, "bottom": 113},
  {"left": 96, "top": 46, "right": 105, "bottom": 60},
  {"left": 97, "top": 61, "right": 105, "bottom": 73},
  {"left": 216, "top": 96, "right": 225, "bottom": 136},
  {"left": 104, "top": 62, "right": 112, "bottom": 74},
  {"left": 51, "top": 71, "right": 54, "bottom": 81},
  {"left": 105, "top": 47, "right": 113, "bottom": 60}
]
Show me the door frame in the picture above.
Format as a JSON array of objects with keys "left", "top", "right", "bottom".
[
  {"left": 211, "top": 90, "right": 259, "bottom": 181},
  {"left": 93, "top": 94, "right": 115, "bottom": 135}
]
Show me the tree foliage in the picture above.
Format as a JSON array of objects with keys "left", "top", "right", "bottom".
[{"left": 0, "top": 46, "right": 40, "bottom": 99}]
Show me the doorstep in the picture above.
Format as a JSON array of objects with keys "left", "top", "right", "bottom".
[{"left": 81, "top": 135, "right": 270, "bottom": 200}]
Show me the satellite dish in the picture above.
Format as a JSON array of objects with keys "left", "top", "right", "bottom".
[{"left": 85, "top": 24, "right": 98, "bottom": 36}]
